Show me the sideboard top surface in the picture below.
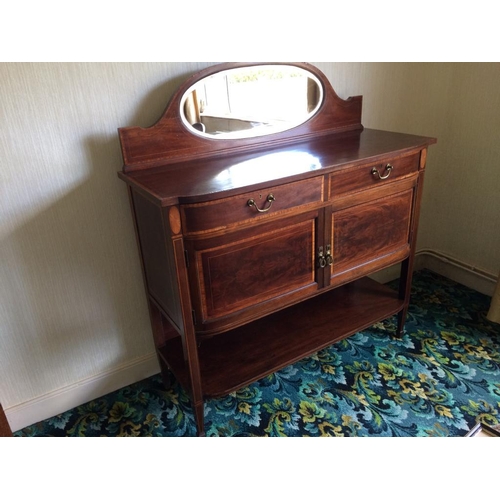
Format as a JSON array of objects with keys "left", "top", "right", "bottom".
[{"left": 118, "top": 127, "right": 436, "bottom": 206}]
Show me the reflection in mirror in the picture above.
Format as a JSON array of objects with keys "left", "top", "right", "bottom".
[{"left": 181, "top": 65, "right": 323, "bottom": 139}]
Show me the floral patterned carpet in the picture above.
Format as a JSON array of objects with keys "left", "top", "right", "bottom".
[{"left": 15, "top": 269, "right": 500, "bottom": 437}]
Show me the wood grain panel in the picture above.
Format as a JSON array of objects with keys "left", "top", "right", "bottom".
[
  {"left": 196, "top": 219, "right": 317, "bottom": 320},
  {"left": 158, "top": 277, "right": 404, "bottom": 398},
  {"left": 119, "top": 62, "right": 363, "bottom": 171},
  {"left": 330, "top": 152, "right": 419, "bottom": 197},
  {"left": 332, "top": 189, "right": 413, "bottom": 275},
  {"left": 181, "top": 176, "right": 324, "bottom": 234},
  {"left": 132, "top": 190, "right": 182, "bottom": 329}
]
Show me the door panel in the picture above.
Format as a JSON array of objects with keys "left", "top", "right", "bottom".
[
  {"left": 186, "top": 211, "right": 322, "bottom": 331},
  {"left": 331, "top": 189, "right": 413, "bottom": 279}
]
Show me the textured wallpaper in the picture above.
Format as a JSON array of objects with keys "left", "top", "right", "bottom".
[{"left": 0, "top": 62, "right": 214, "bottom": 407}]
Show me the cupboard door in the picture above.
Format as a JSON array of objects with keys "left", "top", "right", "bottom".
[
  {"left": 330, "top": 189, "right": 413, "bottom": 283},
  {"left": 186, "top": 210, "right": 322, "bottom": 333}
]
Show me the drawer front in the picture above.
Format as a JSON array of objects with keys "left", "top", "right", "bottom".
[
  {"left": 330, "top": 153, "right": 419, "bottom": 197},
  {"left": 181, "top": 176, "right": 324, "bottom": 234}
]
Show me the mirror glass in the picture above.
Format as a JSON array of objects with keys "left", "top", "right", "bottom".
[{"left": 180, "top": 64, "right": 323, "bottom": 139}]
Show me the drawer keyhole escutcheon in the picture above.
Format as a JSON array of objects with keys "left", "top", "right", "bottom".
[
  {"left": 247, "top": 193, "right": 276, "bottom": 213},
  {"left": 371, "top": 163, "right": 393, "bottom": 180}
]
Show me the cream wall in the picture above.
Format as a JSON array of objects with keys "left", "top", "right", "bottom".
[
  {"left": 1, "top": 62, "right": 499, "bottom": 430},
  {"left": 317, "top": 62, "right": 500, "bottom": 286},
  {"left": 0, "top": 63, "right": 216, "bottom": 428},
  {"left": 418, "top": 63, "right": 500, "bottom": 274}
]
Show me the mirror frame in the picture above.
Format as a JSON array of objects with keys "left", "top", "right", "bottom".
[
  {"left": 179, "top": 64, "right": 324, "bottom": 140},
  {"left": 119, "top": 62, "right": 363, "bottom": 172}
]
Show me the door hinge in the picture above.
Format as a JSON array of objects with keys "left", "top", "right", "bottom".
[
  {"left": 191, "top": 309, "right": 197, "bottom": 325},
  {"left": 184, "top": 250, "right": 189, "bottom": 268}
]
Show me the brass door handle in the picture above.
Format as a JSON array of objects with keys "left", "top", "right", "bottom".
[
  {"left": 247, "top": 194, "right": 275, "bottom": 213},
  {"left": 325, "top": 244, "right": 333, "bottom": 266},
  {"left": 371, "top": 164, "right": 393, "bottom": 180},
  {"left": 318, "top": 255, "right": 327, "bottom": 268},
  {"left": 318, "top": 246, "right": 332, "bottom": 268}
]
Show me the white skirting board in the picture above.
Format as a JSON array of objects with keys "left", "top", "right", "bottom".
[
  {"left": 415, "top": 250, "right": 497, "bottom": 297},
  {"left": 5, "top": 353, "right": 160, "bottom": 433},
  {"left": 370, "top": 250, "right": 498, "bottom": 297},
  {"left": 6, "top": 250, "right": 498, "bottom": 433}
]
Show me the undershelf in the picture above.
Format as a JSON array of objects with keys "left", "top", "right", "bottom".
[{"left": 158, "top": 277, "right": 404, "bottom": 398}]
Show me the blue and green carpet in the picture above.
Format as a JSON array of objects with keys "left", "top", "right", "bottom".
[{"left": 15, "top": 269, "right": 500, "bottom": 437}]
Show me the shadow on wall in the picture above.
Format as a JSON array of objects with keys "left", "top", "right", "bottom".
[
  {"left": 0, "top": 66, "right": 205, "bottom": 412},
  {"left": 1, "top": 136, "right": 151, "bottom": 404}
]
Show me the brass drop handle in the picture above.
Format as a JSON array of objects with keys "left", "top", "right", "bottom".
[
  {"left": 318, "top": 245, "right": 333, "bottom": 269},
  {"left": 318, "top": 246, "right": 327, "bottom": 268},
  {"left": 371, "top": 163, "right": 393, "bottom": 180},
  {"left": 325, "top": 244, "right": 333, "bottom": 266},
  {"left": 318, "top": 245, "right": 333, "bottom": 268},
  {"left": 247, "top": 194, "right": 276, "bottom": 213}
]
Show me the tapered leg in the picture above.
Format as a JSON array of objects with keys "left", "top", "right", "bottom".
[
  {"left": 158, "top": 360, "right": 173, "bottom": 390},
  {"left": 395, "top": 154, "right": 427, "bottom": 339},
  {"left": 171, "top": 238, "right": 206, "bottom": 437},
  {"left": 0, "top": 404, "right": 12, "bottom": 437},
  {"left": 395, "top": 256, "right": 413, "bottom": 338},
  {"left": 193, "top": 401, "right": 206, "bottom": 437},
  {"left": 396, "top": 307, "right": 408, "bottom": 338}
]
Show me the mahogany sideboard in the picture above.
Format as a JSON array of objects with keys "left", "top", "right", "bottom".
[{"left": 117, "top": 62, "right": 436, "bottom": 436}]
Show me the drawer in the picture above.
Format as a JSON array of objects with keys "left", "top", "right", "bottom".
[
  {"left": 330, "top": 153, "right": 419, "bottom": 197},
  {"left": 181, "top": 176, "right": 324, "bottom": 234}
]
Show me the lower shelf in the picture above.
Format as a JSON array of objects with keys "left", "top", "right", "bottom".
[{"left": 158, "top": 277, "right": 404, "bottom": 398}]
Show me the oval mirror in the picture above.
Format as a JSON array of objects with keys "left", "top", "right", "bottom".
[{"left": 180, "top": 64, "right": 323, "bottom": 139}]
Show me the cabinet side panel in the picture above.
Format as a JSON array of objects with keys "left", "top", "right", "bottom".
[{"left": 131, "top": 190, "right": 182, "bottom": 330}]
